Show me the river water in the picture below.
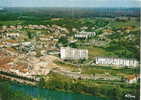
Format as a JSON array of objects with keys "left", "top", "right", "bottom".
[{"left": 11, "top": 83, "right": 108, "bottom": 100}]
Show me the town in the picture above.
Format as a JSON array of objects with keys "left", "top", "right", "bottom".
[{"left": 0, "top": 8, "right": 140, "bottom": 100}]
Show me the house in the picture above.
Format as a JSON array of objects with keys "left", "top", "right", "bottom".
[
  {"left": 95, "top": 57, "right": 139, "bottom": 68},
  {"left": 60, "top": 47, "right": 88, "bottom": 60},
  {"left": 5, "top": 40, "right": 19, "bottom": 47},
  {"left": 125, "top": 74, "right": 140, "bottom": 84},
  {"left": 81, "top": 26, "right": 88, "bottom": 30},
  {"left": 2, "top": 26, "right": 7, "bottom": 30},
  {"left": 21, "top": 42, "right": 32, "bottom": 47},
  {"left": 6, "top": 33, "right": 20, "bottom": 39},
  {"left": 16, "top": 25, "right": 23, "bottom": 29},
  {"left": 20, "top": 42, "right": 34, "bottom": 51}
]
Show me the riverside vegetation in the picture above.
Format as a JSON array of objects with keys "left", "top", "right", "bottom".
[
  {"left": 38, "top": 72, "right": 140, "bottom": 100},
  {"left": 0, "top": 80, "right": 40, "bottom": 100}
]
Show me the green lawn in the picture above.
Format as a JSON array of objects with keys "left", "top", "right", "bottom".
[
  {"left": 108, "top": 19, "right": 139, "bottom": 29},
  {"left": 88, "top": 47, "right": 108, "bottom": 57},
  {"left": 81, "top": 66, "right": 139, "bottom": 77},
  {"left": 78, "top": 46, "right": 109, "bottom": 58},
  {"left": 0, "top": 20, "right": 25, "bottom": 25}
]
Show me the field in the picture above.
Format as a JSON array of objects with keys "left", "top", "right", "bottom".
[
  {"left": 78, "top": 46, "right": 110, "bottom": 58},
  {"left": 0, "top": 20, "right": 24, "bottom": 25}
]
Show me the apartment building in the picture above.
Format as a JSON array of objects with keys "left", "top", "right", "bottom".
[
  {"left": 60, "top": 47, "right": 88, "bottom": 60},
  {"left": 95, "top": 57, "right": 139, "bottom": 67},
  {"left": 75, "top": 31, "right": 96, "bottom": 39}
]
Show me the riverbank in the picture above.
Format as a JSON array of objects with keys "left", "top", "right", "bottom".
[
  {"left": 0, "top": 70, "right": 139, "bottom": 100},
  {"left": 0, "top": 79, "right": 105, "bottom": 100},
  {"left": 38, "top": 72, "right": 140, "bottom": 100},
  {"left": 0, "top": 79, "right": 40, "bottom": 100},
  {"left": 0, "top": 77, "right": 107, "bottom": 100},
  {"left": 0, "top": 73, "right": 36, "bottom": 86}
]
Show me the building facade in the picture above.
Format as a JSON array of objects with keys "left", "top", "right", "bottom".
[
  {"left": 95, "top": 57, "right": 139, "bottom": 67},
  {"left": 60, "top": 47, "right": 88, "bottom": 60},
  {"left": 75, "top": 31, "right": 96, "bottom": 39}
]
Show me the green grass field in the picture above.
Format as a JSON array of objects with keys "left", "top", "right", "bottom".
[
  {"left": 0, "top": 20, "right": 25, "bottom": 25},
  {"left": 78, "top": 46, "right": 111, "bottom": 58},
  {"left": 81, "top": 66, "right": 138, "bottom": 77}
]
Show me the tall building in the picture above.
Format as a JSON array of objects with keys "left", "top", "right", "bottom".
[{"left": 60, "top": 47, "right": 88, "bottom": 60}]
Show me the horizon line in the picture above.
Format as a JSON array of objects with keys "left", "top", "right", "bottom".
[{"left": 1, "top": 6, "right": 141, "bottom": 8}]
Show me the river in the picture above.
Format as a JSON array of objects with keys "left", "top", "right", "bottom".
[{"left": 11, "top": 83, "right": 108, "bottom": 100}]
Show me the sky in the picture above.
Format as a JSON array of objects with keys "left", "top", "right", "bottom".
[{"left": 0, "top": 0, "right": 140, "bottom": 7}]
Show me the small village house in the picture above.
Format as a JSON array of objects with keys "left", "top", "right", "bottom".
[{"left": 125, "top": 74, "right": 140, "bottom": 84}]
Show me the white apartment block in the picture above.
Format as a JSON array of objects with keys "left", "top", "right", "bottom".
[
  {"left": 75, "top": 31, "right": 96, "bottom": 39},
  {"left": 60, "top": 47, "right": 88, "bottom": 60},
  {"left": 95, "top": 57, "right": 139, "bottom": 67}
]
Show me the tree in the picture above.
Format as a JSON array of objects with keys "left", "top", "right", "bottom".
[
  {"left": 69, "top": 43, "right": 77, "bottom": 48},
  {"left": 27, "top": 31, "right": 36, "bottom": 39},
  {"left": 58, "top": 36, "right": 69, "bottom": 46}
]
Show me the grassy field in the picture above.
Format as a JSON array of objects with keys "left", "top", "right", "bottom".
[
  {"left": 81, "top": 66, "right": 139, "bottom": 77},
  {"left": 0, "top": 20, "right": 25, "bottom": 25},
  {"left": 108, "top": 19, "right": 140, "bottom": 29},
  {"left": 87, "top": 47, "right": 108, "bottom": 57},
  {"left": 55, "top": 60, "right": 139, "bottom": 78},
  {"left": 77, "top": 46, "right": 112, "bottom": 58}
]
